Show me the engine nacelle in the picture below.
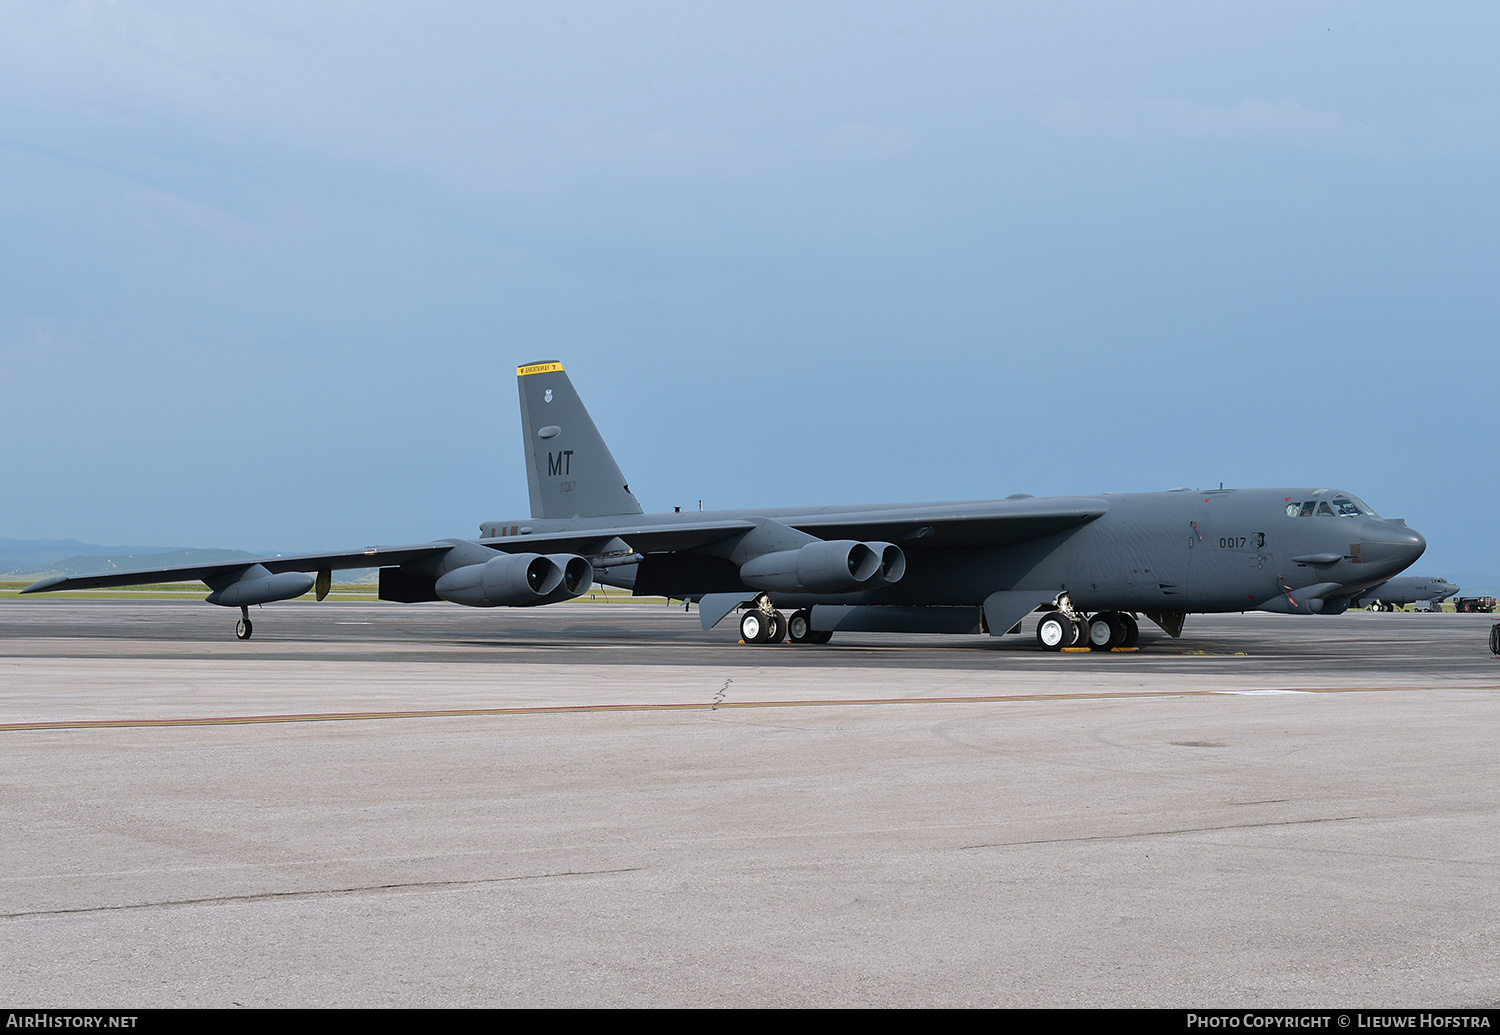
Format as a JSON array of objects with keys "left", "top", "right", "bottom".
[
  {"left": 538, "top": 553, "right": 596, "bottom": 604},
  {"left": 739, "top": 540, "right": 905, "bottom": 594},
  {"left": 866, "top": 541, "right": 906, "bottom": 585},
  {"left": 434, "top": 552, "right": 594, "bottom": 607},
  {"left": 205, "top": 564, "right": 316, "bottom": 607}
]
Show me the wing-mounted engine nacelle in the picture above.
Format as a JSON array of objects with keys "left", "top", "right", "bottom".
[
  {"left": 739, "top": 540, "right": 906, "bottom": 594},
  {"left": 868, "top": 541, "right": 906, "bottom": 585},
  {"left": 204, "top": 564, "right": 316, "bottom": 607},
  {"left": 538, "top": 553, "right": 596, "bottom": 604},
  {"left": 434, "top": 552, "right": 594, "bottom": 607}
]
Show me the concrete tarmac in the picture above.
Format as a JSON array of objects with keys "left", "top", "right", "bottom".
[{"left": 2, "top": 599, "right": 1498, "bottom": 1007}]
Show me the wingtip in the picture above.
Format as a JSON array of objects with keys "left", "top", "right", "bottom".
[{"left": 20, "top": 576, "right": 68, "bottom": 594}]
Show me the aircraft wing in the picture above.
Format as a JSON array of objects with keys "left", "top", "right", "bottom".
[
  {"left": 21, "top": 499, "right": 1107, "bottom": 594},
  {"left": 479, "top": 519, "right": 758, "bottom": 556},
  {"left": 477, "top": 498, "right": 1108, "bottom": 556},
  {"left": 784, "top": 499, "right": 1109, "bottom": 549},
  {"left": 19, "top": 543, "right": 453, "bottom": 594}
]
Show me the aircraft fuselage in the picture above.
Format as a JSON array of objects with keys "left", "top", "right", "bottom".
[{"left": 481, "top": 486, "right": 1424, "bottom": 617}]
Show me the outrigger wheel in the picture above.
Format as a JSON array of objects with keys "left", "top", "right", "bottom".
[{"left": 235, "top": 605, "right": 254, "bottom": 641}]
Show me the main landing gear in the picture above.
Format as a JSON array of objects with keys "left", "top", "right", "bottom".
[
  {"left": 739, "top": 597, "right": 831, "bottom": 645},
  {"left": 235, "top": 605, "right": 254, "bottom": 641},
  {"left": 785, "top": 609, "right": 831, "bottom": 644},
  {"left": 1035, "top": 608, "right": 1139, "bottom": 653}
]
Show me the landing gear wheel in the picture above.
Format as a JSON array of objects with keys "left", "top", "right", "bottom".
[
  {"left": 810, "top": 630, "right": 833, "bottom": 644},
  {"left": 1119, "top": 612, "right": 1139, "bottom": 648},
  {"left": 235, "top": 617, "right": 253, "bottom": 640},
  {"left": 1088, "top": 613, "right": 1126, "bottom": 651},
  {"left": 1036, "top": 612, "right": 1075, "bottom": 652},
  {"left": 766, "top": 611, "right": 786, "bottom": 644},
  {"left": 1069, "top": 616, "right": 1088, "bottom": 646},
  {"left": 788, "top": 609, "right": 814, "bottom": 644},
  {"left": 740, "top": 610, "right": 769, "bottom": 644}
]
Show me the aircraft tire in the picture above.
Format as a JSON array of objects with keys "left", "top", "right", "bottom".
[
  {"left": 740, "top": 611, "right": 769, "bottom": 643},
  {"left": 1088, "top": 613, "right": 1125, "bottom": 651},
  {"left": 1119, "top": 612, "right": 1139, "bottom": 648},
  {"left": 766, "top": 611, "right": 786, "bottom": 644},
  {"left": 1036, "top": 612, "right": 1074, "bottom": 652},
  {"left": 1489, "top": 623, "right": 1500, "bottom": 656},
  {"left": 810, "top": 630, "right": 833, "bottom": 644},
  {"left": 235, "top": 618, "right": 253, "bottom": 641},
  {"left": 788, "top": 609, "right": 814, "bottom": 643}
]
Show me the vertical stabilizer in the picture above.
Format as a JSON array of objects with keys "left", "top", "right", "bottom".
[{"left": 517, "top": 361, "right": 644, "bottom": 519}]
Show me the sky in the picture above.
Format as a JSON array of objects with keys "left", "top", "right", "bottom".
[{"left": 2, "top": 2, "right": 1497, "bottom": 586}]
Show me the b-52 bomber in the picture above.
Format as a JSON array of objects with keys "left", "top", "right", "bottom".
[
  {"left": 1353, "top": 575, "right": 1460, "bottom": 612},
  {"left": 24, "top": 361, "right": 1428, "bottom": 651}
]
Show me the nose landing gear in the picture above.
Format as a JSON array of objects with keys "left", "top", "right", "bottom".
[{"left": 234, "top": 605, "right": 254, "bottom": 641}]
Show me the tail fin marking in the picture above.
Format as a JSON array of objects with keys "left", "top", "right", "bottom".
[{"left": 516, "top": 361, "right": 644, "bottom": 519}]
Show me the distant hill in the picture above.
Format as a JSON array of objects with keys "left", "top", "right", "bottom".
[
  {"left": 0, "top": 538, "right": 188, "bottom": 573},
  {"left": 2, "top": 542, "right": 261, "bottom": 579},
  {"left": 1, "top": 538, "right": 378, "bottom": 584}
]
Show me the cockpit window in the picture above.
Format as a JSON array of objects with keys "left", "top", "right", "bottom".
[{"left": 1286, "top": 493, "right": 1381, "bottom": 518}]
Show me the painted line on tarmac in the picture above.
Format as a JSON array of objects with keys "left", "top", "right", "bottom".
[{"left": 4, "top": 685, "right": 1495, "bottom": 732}]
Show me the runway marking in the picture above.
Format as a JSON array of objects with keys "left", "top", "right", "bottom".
[
  {"left": 0, "top": 867, "right": 643, "bottom": 921},
  {"left": 3, "top": 685, "right": 1496, "bottom": 732}
]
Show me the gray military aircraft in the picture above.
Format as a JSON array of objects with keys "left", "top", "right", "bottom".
[
  {"left": 23, "top": 361, "right": 1428, "bottom": 651},
  {"left": 1353, "top": 576, "right": 1460, "bottom": 612}
]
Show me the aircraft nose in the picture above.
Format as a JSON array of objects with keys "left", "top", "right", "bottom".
[{"left": 1360, "top": 521, "right": 1426, "bottom": 574}]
